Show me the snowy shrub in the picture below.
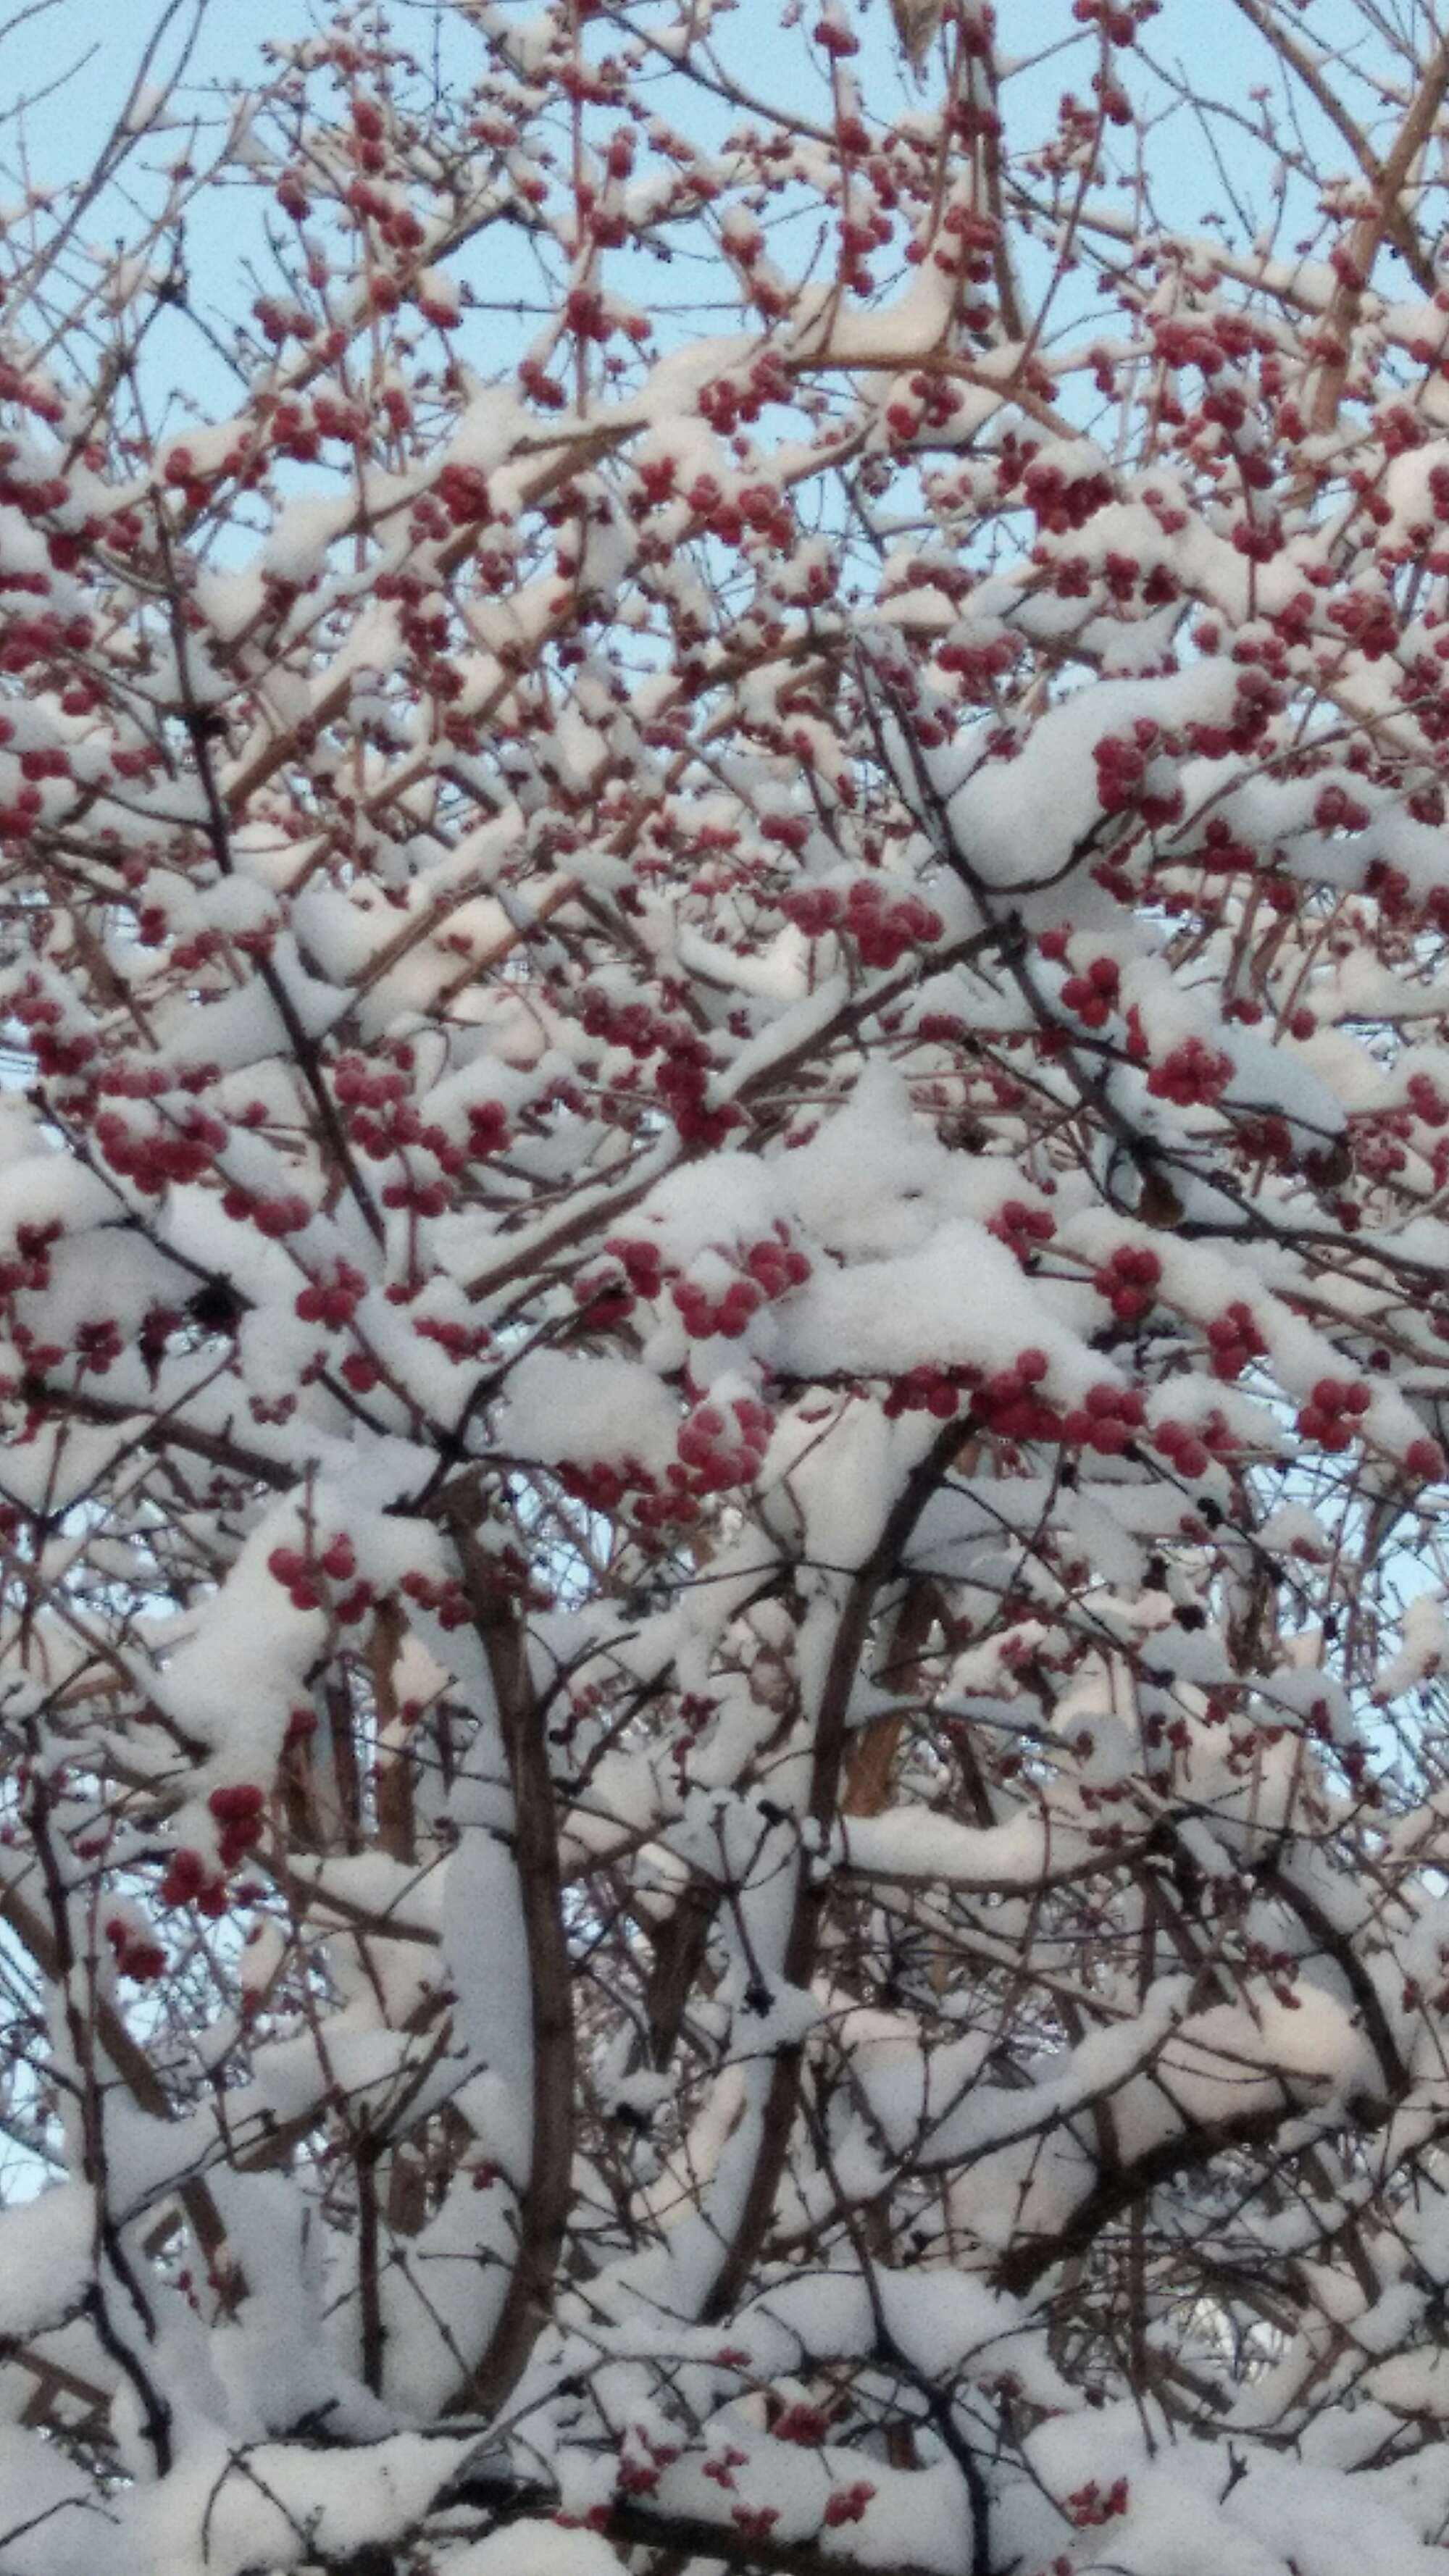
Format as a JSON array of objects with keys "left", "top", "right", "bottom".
[{"left": 4, "top": 4, "right": 1449, "bottom": 2574}]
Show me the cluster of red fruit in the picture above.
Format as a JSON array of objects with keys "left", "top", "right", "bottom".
[
  {"left": 0, "top": 1218, "right": 61, "bottom": 1297},
  {"left": 822, "top": 2482, "right": 877, "bottom": 2527},
  {"left": 1066, "top": 2475, "right": 1129, "bottom": 2528},
  {"left": 1295, "top": 1375, "right": 1371, "bottom": 1451},
  {"left": 672, "top": 1234, "right": 813, "bottom": 1339},
  {"left": 556, "top": 1455, "right": 659, "bottom": 1515},
  {"left": 433, "top": 461, "right": 490, "bottom": 525},
  {"left": 672, "top": 1392, "right": 774, "bottom": 1498},
  {"left": 1313, "top": 781, "right": 1371, "bottom": 835},
  {"left": 1095, "top": 1243, "right": 1162, "bottom": 1323},
  {"left": 731, "top": 2506, "right": 780, "bottom": 2541},
  {"left": 1058, "top": 1381, "right": 1147, "bottom": 1455},
  {"left": 1073, "top": 0, "right": 1157, "bottom": 45},
  {"left": 580, "top": 989, "right": 674, "bottom": 1058},
  {"left": 206, "top": 1782, "right": 267, "bottom": 1870},
  {"left": 1145, "top": 1034, "right": 1235, "bottom": 1106},
  {"left": 1406, "top": 1070, "right": 1449, "bottom": 1129},
  {"left": 882, "top": 1356, "right": 1151, "bottom": 1457},
  {"left": 573, "top": 1234, "right": 664, "bottom": 1331},
  {"left": 413, "top": 1313, "right": 492, "bottom": 1365},
  {"left": 654, "top": 1028, "right": 742, "bottom": 1147},
  {"left": 1092, "top": 722, "right": 1183, "bottom": 827},
  {"left": 693, "top": 348, "right": 794, "bottom": 435},
  {"left": 158, "top": 1846, "right": 230, "bottom": 1916},
  {"left": 267, "top": 1534, "right": 369, "bottom": 1621},
  {"left": 7, "top": 978, "right": 93, "bottom": 1076},
  {"left": 333, "top": 1058, "right": 481, "bottom": 1192},
  {"left": 780, "top": 877, "right": 943, "bottom": 969},
  {"left": 559, "top": 1395, "right": 774, "bottom": 1530},
  {"left": 0, "top": 767, "right": 45, "bottom": 840},
  {"left": 0, "top": 607, "right": 91, "bottom": 677},
  {"left": 295, "top": 1263, "right": 367, "bottom": 1328},
  {"left": 398, "top": 1566, "right": 476, "bottom": 1629},
  {"left": 1022, "top": 456, "right": 1116, "bottom": 535},
  {"left": 1058, "top": 954, "right": 1120, "bottom": 1027},
  {"left": 73, "top": 1319, "right": 122, "bottom": 1376},
  {"left": 104, "top": 1913, "right": 166, "bottom": 1983},
  {"left": 985, "top": 1195, "right": 1055, "bottom": 1266},
  {"left": 578, "top": 1226, "right": 811, "bottom": 1339},
  {"left": 222, "top": 1187, "right": 312, "bottom": 1238},
  {"left": 1204, "top": 1300, "right": 1269, "bottom": 1381},
  {"left": 95, "top": 1105, "right": 227, "bottom": 1195},
  {"left": 772, "top": 2402, "right": 830, "bottom": 2445},
  {"left": 1151, "top": 1415, "right": 1227, "bottom": 1481}
]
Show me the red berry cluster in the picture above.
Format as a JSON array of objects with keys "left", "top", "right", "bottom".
[
  {"left": 8, "top": 977, "right": 94, "bottom": 1076},
  {"left": 222, "top": 1187, "right": 312, "bottom": 1238},
  {"left": 1096, "top": 1243, "right": 1162, "bottom": 1321},
  {"left": 1067, "top": 2476, "right": 1129, "bottom": 2528},
  {"left": 1060, "top": 1381, "right": 1145, "bottom": 1455},
  {"left": 1204, "top": 1300, "right": 1269, "bottom": 1381},
  {"left": 773, "top": 2402, "right": 830, "bottom": 2446},
  {"left": 296, "top": 1261, "right": 367, "bottom": 1326},
  {"left": 434, "top": 461, "right": 490, "bottom": 524},
  {"left": 625, "top": 2423, "right": 683, "bottom": 2498},
  {"left": 96, "top": 1105, "right": 226, "bottom": 1195},
  {"left": 580, "top": 990, "right": 665, "bottom": 1058},
  {"left": 1295, "top": 1375, "right": 1371, "bottom": 1451},
  {"left": 158, "top": 1847, "right": 230, "bottom": 1916},
  {"left": 0, "top": 606, "right": 91, "bottom": 674},
  {"left": 606, "top": 1234, "right": 666, "bottom": 1302},
  {"left": 669, "top": 1231, "right": 811, "bottom": 1339},
  {"left": 693, "top": 348, "right": 793, "bottom": 435},
  {"left": 75, "top": 1319, "right": 122, "bottom": 1376},
  {"left": 0, "top": 1218, "right": 60, "bottom": 1298},
  {"left": 1145, "top": 1036, "right": 1234, "bottom": 1106},
  {"left": 683, "top": 468, "right": 790, "bottom": 547},
  {"left": 885, "top": 1350, "right": 1064, "bottom": 1439},
  {"left": 731, "top": 2506, "right": 780, "bottom": 2541},
  {"left": 335, "top": 1075, "right": 469, "bottom": 1202},
  {"left": 466, "top": 1098, "right": 511, "bottom": 1158},
  {"left": 574, "top": 1243, "right": 659, "bottom": 1331},
  {"left": 1314, "top": 782, "right": 1370, "bottom": 834},
  {"left": 558, "top": 1453, "right": 659, "bottom": 1515},
  {"left": 823, "top": 2483, "right": 877, "bottom": 2528},
  {"left": 1152, "top": 1415, "right": 1227, "bottom": 1479},
  {"left": 1060, "top": 954, "right": 1120, "bottom": 1026},
  {"left": 381, "top": 1169, "right": 453, "bottom": 1218},
  {"left": 674, "top": 1392, "right": 773, "bottom": 1495},
  {"left": 207, "top": 1782, "right": 267, "bottom": 1871},
  {"left": 780, "top": 878, "right": 943, "bottom": 968},
  {"left": 267, "top": 1534, "right": 370, "bottom": 1622},
  {"left": 104, "top": 1913, "right": 166, "bottom": 1983},
  {"left": 977, "top": 1352, "right": 1060, "bottom": 1441},
  {"left": 654, "top": 1028, "right": 742, "bottom": 1147},
  {"left": 1194, "top": 816, "right": 1256, "bottom": 877},
  {"left": 989, "top": 1199, "right": 1057, "bottom": 1260},
  {"left": 1072, "top": 0, "right": 1150, "bottom": 36},
  {"left": 1022, "top": 455, "right": 1114, "bottom": 534},
  {"left": 414, "top": 1313, "right": 492, "bottom": 1364},
  {"left": 398, "top": 1566, "right": 475, "bottom": 1628},
  {"left": 883, "top": 1362, "right": 968, "bottom": 1422},
  {"left": 1093, "top": 722, "right": 1182, "bottom": 826},
  {"left": 1407, "top": 1070, "right": 1449, "bottom": 1129}
]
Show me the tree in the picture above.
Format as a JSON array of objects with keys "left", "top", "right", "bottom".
[{"left": 9, "top": 0, "right": 1449, "bottom": 2569}]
